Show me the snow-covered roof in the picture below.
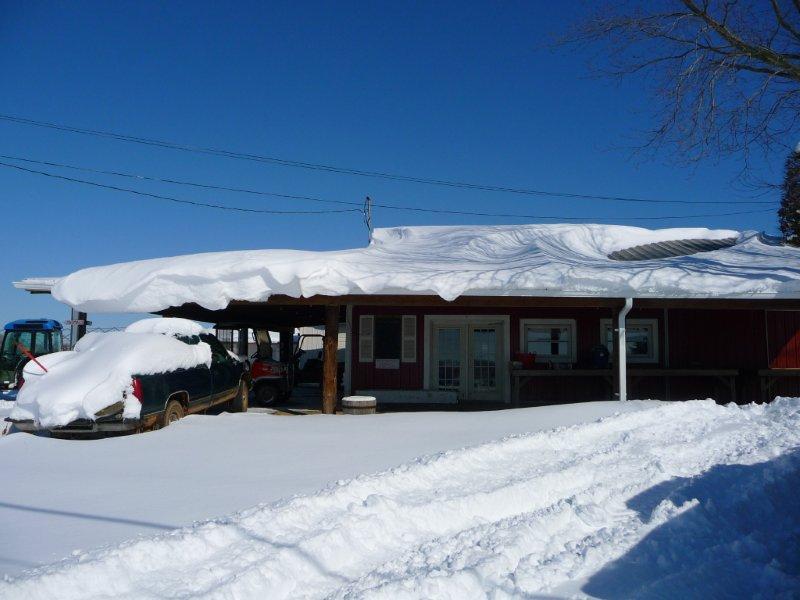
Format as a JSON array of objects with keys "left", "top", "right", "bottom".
[{"left": 19, "top": 224, "right": 800, "bottom": 312}]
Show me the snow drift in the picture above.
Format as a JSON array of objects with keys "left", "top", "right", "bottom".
[
  {"left": 2, "top": 398, "right": 798, "bottom": 599},
  {"left": 9, "top": 318, "right": 211, "bottom": 427},
  {"left": 47, "top": 224, "right": 800, "bottom": 313}
]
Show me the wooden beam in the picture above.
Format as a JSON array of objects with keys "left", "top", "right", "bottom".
[
  {"left": 279, "top": 328, "right": 293, "bottom": 365},
  {"left": 241, "top": 295, "right": 627, "bottom": 308},
  {"left": 322, "top": 305, "right": 339, "bottom": 414}
]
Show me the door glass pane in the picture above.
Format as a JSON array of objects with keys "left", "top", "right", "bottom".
[
  {"left": 472, "top": 328, "right": 497, "bottom": 389},
  {"left": 437, "top": 328, "right": 461, "bottom": 390}
]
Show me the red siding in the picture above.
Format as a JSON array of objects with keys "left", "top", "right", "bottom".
[
  {"left": 351, "top": 304, "right": 785, "bottom": 403},
  {"left": 766, "top": 311, "right": 800, "bottom": 396}
]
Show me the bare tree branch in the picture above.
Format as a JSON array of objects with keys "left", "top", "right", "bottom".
[{"left": 562, "top": 0, "right": 800, "bottom": 171}]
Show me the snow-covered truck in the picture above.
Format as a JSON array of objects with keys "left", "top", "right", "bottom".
[{"left": 7, "top": 319, "right": 249, "bottom": 436}]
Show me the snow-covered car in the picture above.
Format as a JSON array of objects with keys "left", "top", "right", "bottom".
[{"left": 6, "top": 318, "right": 249, "bottom": 436}]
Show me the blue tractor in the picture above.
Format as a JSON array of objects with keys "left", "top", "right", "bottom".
[{"left": 0, "top": 319, "right": 63, "bottom": 391}]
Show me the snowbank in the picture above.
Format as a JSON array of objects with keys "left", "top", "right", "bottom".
[
  {"left": 47, "top": 224, "right": 800, "bottom": 313},
  {"left": 9, "top": 319, "right": 211, "bottom": 427},
  {"left": 2, "top": 399, "right": 798, "bottom": 598}
]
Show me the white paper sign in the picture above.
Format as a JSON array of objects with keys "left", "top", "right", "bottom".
[{"left": 375, "top": 358, "right": 400, "bottom": 370}]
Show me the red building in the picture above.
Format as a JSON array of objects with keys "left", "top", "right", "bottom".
[{"left": 16, "top": 224, "right": 800, "bottom": 410}]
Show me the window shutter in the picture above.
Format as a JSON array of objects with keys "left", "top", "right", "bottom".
[
  {"left": 401, "top": 315, "right": 416, "bottom": 362},
  {"left": 359, "top": 315, "right": 374, "bottom": 362}
]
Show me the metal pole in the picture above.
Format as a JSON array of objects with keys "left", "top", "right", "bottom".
[{"left": 616, "top": 298, "right": 633, "bottom": 401}]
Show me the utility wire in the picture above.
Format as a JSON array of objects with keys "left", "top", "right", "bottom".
[
  {"left": 0, "top": 113, "right": 775, "bottom": 206},
  {"left": 0, "top": 158, "right": 774, "bottom": 222},
  {"left": 0, "top": 161, "right": 361, "bottom": 215},
  {"left": 0, "top": 154, "right": 357, "bottom": 208}
]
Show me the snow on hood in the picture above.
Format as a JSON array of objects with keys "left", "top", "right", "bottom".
[
  {"left": 10, "top": 320, "right": 212, "bottom": 427},
  {"left": 49, "top": 224, "right": 800, "bottom": 313}
]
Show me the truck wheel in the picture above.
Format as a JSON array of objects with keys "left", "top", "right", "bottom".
[
  {"left": 159, "top": 399, "right": 185, "bottom": 428},
  {"left": 232, "top": 381, "right": 249, "bottom": 412},
  {"left": 255, "top": 383, "right": 277, "bottom": 406}
]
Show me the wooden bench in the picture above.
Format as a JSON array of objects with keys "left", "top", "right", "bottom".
[
  {"left": 759, "top": 368, "right": 800, "bottom": 402},
  {"left": 511, "top": 368, "right": 739, "bottom": 405}
]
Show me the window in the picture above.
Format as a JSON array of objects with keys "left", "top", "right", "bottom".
[
  {"left": 374, "top": 316, "right": 402, "bottom": 360},
  {"left": 201, "top": 334, "right": 232, "bottom": 363},
  {"left": 2, "top": 331, "right": 32, "bottom": 364},
  {"left": 359, "top": 315, "right": 417, "bottom": 363},
  {"left": 600, "top": 319, "right": 658, "bottom": 363},
  {"left": 436, "top": 327, "right": 462, "bottom": 390},
  {"left": 520, "top": 319, "right": 576, "bottom": 363}
]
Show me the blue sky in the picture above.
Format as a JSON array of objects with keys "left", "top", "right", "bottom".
[{"left": 0, "top": 1, "right": 785, "bottom": 327}]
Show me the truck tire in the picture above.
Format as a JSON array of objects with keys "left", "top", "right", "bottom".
[
  {"left": 159, "top": 399, "right": 185, "bottom": 428},
  {"left": 232, "top": 381, "right": 249, "bottom": 412},
  {"left": 255, "top": 383, "right": 277, "bottom": 406}
]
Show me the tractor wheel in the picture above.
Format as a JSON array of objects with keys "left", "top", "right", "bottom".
[
  {"left": 232, "top": 381, "right": 249, "bottom": 412},
  {"left": 255, "top": 383, "right": 277, "bottom": 406},
  {"left": 159, "top": 399, "right": 185, "bottom": 428}
]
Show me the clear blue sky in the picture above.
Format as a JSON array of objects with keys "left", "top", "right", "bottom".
[{"left": 0, "top": 1, "right": 785, "bottom": 327}]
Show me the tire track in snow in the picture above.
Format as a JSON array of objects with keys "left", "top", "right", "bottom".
[{"left": 1, "top": 399, "right": 799, "bottom": 600}]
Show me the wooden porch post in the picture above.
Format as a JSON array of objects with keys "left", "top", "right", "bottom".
[
  {"left": 322, "top": 304, "right": 340, "bottom": 414},
  {"left": 237, "top": 327, "right": 248, "bottom": 357},
  {"left": 279, "top": 328, "right": 293, "bottom": 363}
]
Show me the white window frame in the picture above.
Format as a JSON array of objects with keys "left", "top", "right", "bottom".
[
  {"left": 519, "top": 319, "right": 577, "bottom": 363},
  {"left": 599, "top": 318, "right": 659, "bottom": 364}
]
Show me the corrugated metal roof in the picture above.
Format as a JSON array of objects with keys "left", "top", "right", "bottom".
[{"left": 607, "top": 237, "right": 739, "bottom": 261}]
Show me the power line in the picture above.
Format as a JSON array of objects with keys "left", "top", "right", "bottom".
[
  {"left": 0, "top": 161, "right": 361, "bottom": 215},
  {"left": 0, "top": 158, "right": 774, "bottom": 222},
  {"left": 0, "top": 113, "right": 775, "bottom": 206},
  {"left": 0, "top": 154, "right": 358, "bottom": 208}
]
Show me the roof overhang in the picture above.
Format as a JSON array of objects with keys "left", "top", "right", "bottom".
[{"left": 13, "top": 277, "right": 59, "bottom": 294}]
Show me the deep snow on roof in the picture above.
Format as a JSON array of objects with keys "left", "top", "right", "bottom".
[{"left": 44, "top": 224, "right": 800, "bottom": 313}]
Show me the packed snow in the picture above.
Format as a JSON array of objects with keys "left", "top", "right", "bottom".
[
  {"left": 1, "top": 399, "right": 798, "bottom": 598},
  {"left": 9, "top": 319, "right": 211, "bottom": 427},
  {"left": 41, "top": 224, "right": 800, "bottom": 313},
  {"left": 0, "top": 401, "right": 651, "bottom": 577}
]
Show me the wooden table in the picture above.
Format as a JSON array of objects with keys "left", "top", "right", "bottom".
[
  {"left": 511, "top": 368, "right": 739, "bottom": 405},
  {"left": 759, "top": 368, "right": 800, "bottom": 402}
]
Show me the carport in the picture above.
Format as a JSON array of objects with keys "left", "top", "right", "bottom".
[
  {"left": 160, "top": 297, "right": 346, "bottom": 414},
  {"left": 13, "top": 278, "right": 349, "bottom": 415}
]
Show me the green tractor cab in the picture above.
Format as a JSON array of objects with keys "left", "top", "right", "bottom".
[{"left": 1, "top": 319, "right": 63, "bottom": 390}]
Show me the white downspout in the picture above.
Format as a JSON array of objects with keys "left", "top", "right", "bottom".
[{"left": 617, "top": 298, "right": 633, "bottom": 401}]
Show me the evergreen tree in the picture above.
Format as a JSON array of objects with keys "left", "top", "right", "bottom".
[{"left": 779, "top": 148, "right": 800, "bottom": 247}]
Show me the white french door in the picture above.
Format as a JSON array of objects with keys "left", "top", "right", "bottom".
[{"left": 430, "top": 319, "right": 506, "bottom": 402}]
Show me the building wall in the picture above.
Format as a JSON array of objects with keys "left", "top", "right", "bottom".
[{"left": 351, "top": 304, "right": 800, "bottom": 404}]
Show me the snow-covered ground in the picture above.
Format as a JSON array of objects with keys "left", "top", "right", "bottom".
[
  {"left": 0, "top": 401, "right": 650, "bottom": 578},
  {"left": 1, "top": 399, "right": 799, "bottom": 598}
]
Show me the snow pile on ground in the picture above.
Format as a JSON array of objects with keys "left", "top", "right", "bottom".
[
  {"left": 2, "top": 399, "right": 798, "bottom": 599},
  {"left": 9, "top": 319, "right": 211, "bottom": 427},
  {"left": 0, "top": 400, "right": 13, "bottom": 435},
  {"left": 46, "top": 224, "right": 800, "bottom": 313}
]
